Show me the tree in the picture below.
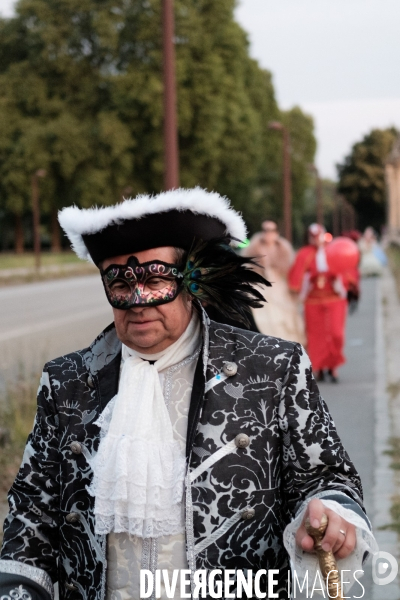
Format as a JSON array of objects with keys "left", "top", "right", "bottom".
[
  {"left": 0, "top": 0, "right": 316, "bottom": 249},
  {"left": 0, "top": 0, "right": 139, "bottom": 251},
  {"left": 337, "top": 128, "right": 398, "bottom": 232}
]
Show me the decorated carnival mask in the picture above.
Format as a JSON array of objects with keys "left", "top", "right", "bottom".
[{"left": 101, "top": 256, "right": 183, "bottom": 309}]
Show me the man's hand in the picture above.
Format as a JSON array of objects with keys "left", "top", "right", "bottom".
[{"left": 295, "top": 498, "right": 356, "bottom": 559}]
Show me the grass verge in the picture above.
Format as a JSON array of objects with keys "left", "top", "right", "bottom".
[
  {"left": 381, "top": 437, "right": 400, "bottom": 533},
  {"left": 387, "top": 244, "right": 400, "bottom": 299},
  {"left": 0, "top": 251, "right": 82, "bottom": 270},
  {"left": 0, "top": 374, "right": 38, "bottom": 544},
  {"left": 0, "top": 251, "right": 97, "bottom": 286},
  {"left": 0, "top": 264, "right": 97, "bottom": 287},
  {"left": 381, "top": 250, "right": 400, "bottom": 534}
]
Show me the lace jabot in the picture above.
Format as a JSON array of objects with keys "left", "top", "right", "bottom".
[{"left": 88, "top": 313, "right": 201, "bottom": 538}]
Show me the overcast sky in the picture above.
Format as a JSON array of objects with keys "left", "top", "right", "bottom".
[
  {"left": 1, "top": 0, "right": 399, "bottom": 179},
  {"left": 235, "top": 0, "right": 400, "bottom": 179}
]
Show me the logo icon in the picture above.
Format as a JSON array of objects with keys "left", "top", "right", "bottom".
[{"left": 372, "top": 551, "right": 398, "bottom": 585}]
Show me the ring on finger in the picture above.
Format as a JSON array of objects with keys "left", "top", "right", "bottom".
[{"left": 339, "top": 529, "right": 346, "bottom": 537}]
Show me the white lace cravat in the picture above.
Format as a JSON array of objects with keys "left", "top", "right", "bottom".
[{"left": 88, "top": 313, "right": 201, "bottom": 538}]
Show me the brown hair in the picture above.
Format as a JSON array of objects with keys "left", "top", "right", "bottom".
[{"left": 173, "top": 247, "right": 187, "bottom": 266}]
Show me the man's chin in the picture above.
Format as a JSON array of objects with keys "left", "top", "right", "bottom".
[{"left": 123, "top": 327, "right": 167, "bottom": 353}]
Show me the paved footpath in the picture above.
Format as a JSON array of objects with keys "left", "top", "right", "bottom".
[
  {"left": 316, "top": 276, "right": 400, "bottom": 600},
  {"left": 320, "top": 280, "right": 376, "bottom": 516}
]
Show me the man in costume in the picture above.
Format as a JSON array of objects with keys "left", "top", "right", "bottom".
[
  {"left": 288, "top": 224, "right": 348, "bottom": 383},
  {"left": 0, "top": 189, "right": 375, "bottom": 599}
]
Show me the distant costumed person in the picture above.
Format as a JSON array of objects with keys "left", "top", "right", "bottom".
[
  {"left": 241, "top": 219, "right": 305, "bottom": 344},
  {"left": 1, "top": 191, "right": 374, "bottom": 600},
  {"left": 288, "top": 224, "right": 359, "bottom": 382},
  {"left": 358, "top": 226, "right": 387, "bottom": 277}
]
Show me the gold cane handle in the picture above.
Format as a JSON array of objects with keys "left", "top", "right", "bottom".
[{"left": 305, "top": 513, "right": 343, "bottom": 600}]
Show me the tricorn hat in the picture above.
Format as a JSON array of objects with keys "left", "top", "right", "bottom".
[{"left": 58, "top": 187, "right": 247, "bottom": 265}]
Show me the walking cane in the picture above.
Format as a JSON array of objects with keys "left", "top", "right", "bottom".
[{"left": 305, "top": 514, "right": 344, "bottom": 599}]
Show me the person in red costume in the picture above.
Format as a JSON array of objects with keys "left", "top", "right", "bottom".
[{"left": 288, "top": 224, "right": 348, "bottom": 383}]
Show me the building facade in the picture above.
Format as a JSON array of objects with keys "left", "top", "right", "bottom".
[{"left": 385, "top": 135, "right": 400, "bottom": 242}]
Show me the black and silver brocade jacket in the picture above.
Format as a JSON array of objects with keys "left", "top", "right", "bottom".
[{"left": 0, "top": 320, "right": 366, "bottom": 600}]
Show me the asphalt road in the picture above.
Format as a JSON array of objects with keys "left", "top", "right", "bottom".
[{"left": 0, "top": 275, "right": 113, "bottom": 388}]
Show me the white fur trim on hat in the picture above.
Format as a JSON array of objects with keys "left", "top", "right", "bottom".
[{"left": 58, "top": 187, "right": 247, "bottom": 261}]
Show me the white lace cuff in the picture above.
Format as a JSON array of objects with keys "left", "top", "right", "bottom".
[{"left": 283, "top": 498, "right": 378, "bottom": 596}]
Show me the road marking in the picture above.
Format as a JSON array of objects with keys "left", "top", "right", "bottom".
[{"left": 0, "top": 307, "right": 111, "bottom": 342}]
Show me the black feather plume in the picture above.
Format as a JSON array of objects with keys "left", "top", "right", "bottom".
[{"left": 181, "top": 237, "right": 271, "bottom": 327}]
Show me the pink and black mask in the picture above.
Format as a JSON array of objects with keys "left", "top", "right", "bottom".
[{"left": 100, "top": 256, "right": 184, "bottom": 309}]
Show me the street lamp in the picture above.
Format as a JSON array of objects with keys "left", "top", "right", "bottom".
[
  {"left": 268, "top": 121, "right": 292, "bottom": 243},
  {"left": 121, "top": 186, "right": 133, "bottom": 201},
  {"left": 31, "top": 168, "right": 46, "bottom": 271},
  {"left": 162, "top": 0, "right": 179, "bottom": 190},
  {"left": 308, "top": 164, "right": 323, "bottom": 226},
  {"left": 342, "top": 199, "right": 356, "bottom": 232},
  {"left": 333, "top": 194, "right": 341, "bottom": 237}
]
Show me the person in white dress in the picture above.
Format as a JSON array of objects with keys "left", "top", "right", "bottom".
[
  {"left": 242, "top": 219, "right": 305, "bottom": 344},
  {"left": 359, "top": 227, "right": 387, "bottom": 276}
]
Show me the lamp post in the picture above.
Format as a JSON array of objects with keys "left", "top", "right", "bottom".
[
  {"left": 340, "top": 197, "right": 347, "bottom": 233},
  {"left": 347, "top": 201, "right": 356, "bottom": 231},
  {"left": 162, "top": 0, "right": 179, "bottom": 190},
  {"left": 121, "top": 186, "right": 133, "bottom": 201},
  {"left": 31, "top": 169, "right": 46, "bottom": 271},
  {"left": 333, "top": 194, "right": 341, "bottom": 237},
  {"left": 309, "top": 164, "right": 323, "bottom": 226},
  {"left": 268, "top": 121, "right": 292, "bottom": 242}
]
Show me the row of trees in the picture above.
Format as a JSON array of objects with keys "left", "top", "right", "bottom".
[
  {"left": 0, "top": 0, "right": 317, "bottom": 252},
  {"left": 337, "top": 127, "right": 398, "bottom": 232}
]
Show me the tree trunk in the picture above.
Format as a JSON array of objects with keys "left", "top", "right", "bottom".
[
  {"left": 15, "top": 213, "right": 24, "bottom": 254},
  {"left": 51, "top": 208, "right": 62, "bottom": 252}
]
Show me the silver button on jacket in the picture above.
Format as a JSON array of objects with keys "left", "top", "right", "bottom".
[
  {"left": 235, "top": 433, "right": 250, "bottom": 448},
  {"left": 65, "top": 582, "right": 77, "bottom": 591},
  {"left": 222, "top": 362, "right": 238, "bottom": 376},
  {"left": 87, "top": 375, "right": 95, "bottom": 388},
  {"left": 241, "top": 508, "right": 255, "bottom": 520},
  {"left": 70, "top": 441, "right": 82, "bottom": 454},
  {"left": 65, "top": 512, "right": 81, "bottom": 524}
]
